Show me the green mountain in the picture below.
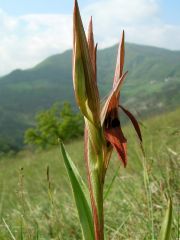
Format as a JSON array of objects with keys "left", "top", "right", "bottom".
[{"left": 0, "top": 43, "right": 180, "bottom": 152}]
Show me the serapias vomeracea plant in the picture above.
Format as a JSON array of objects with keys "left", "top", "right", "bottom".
[{"left": 60, "top": 0, "right": 143, "bottom": 239}]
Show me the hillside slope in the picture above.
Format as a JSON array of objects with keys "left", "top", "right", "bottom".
[
  {"left": 0, "top": 43, "right": 180, "bottom": 151},
  {"left": 0, "top": 108, "right": 179, "bottom": 239}
]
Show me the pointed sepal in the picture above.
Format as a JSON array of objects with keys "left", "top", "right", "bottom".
[
  {"left": 113, "top": 30, "right": 125, "bottom": 87},
  {"left": 119, "top": 105, "right": 142, "bottom": 142},
  {"left": 73, "top": 0, "right": 100, "bottom": 124},
  {"left": 101, "top": 71, "right": 128, "bottom": 125}
]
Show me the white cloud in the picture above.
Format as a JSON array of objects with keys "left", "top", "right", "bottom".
[
  {"left": 0, "top": 11, "right": 72, "bottom": 76},
  {"left": 83, "top": 0, "right": 159, "bottom": 24},
  {"left": 125, "top": 24, "right": 180, "bottom": 50},
  {"left": 0, "top": 0, "right": 179, "bottom": 76},
  {"left": 0, "top": 8, "right": 17, "bottom": 31},
  {"left": 81, "top": 0, "right": 180, "bottom": 50}
]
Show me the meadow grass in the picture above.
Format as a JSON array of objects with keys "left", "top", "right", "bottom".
[{"left": 0, "top": 108, "right": 179, "bottom": 239}]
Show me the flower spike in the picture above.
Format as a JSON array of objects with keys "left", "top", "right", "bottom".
[{"left": 71, "top": 2, "right": 143, "bottom": 238}]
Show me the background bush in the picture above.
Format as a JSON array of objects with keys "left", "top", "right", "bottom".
[{"left": 24, "top": 102, "right": 83, "bottom": 148}]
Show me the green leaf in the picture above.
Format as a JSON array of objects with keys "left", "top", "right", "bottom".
[
  {"left": 158, "top": 197, "right": 173, "bottom": 240},
  {"left": 60, "top": 142, "right": 94, "bottom": 240}
]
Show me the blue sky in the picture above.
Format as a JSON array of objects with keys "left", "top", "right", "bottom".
[
  {"left": 0, "top": 0, "right": 179, "bottom": 23},
  {"left": 0, "top": 0, "right": 179, "bottom": 75},
  {"left": 159, "top": 0, "right": 180, "bottom": 24},
  {"left": 0, "top": 0, "right": 94, "bottom": 15},
  {"left": 0, "top": 0, "right": 178, "bottom": 19}
]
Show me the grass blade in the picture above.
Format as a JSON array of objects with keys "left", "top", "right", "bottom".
[
  {"left": 35, "top": 222, "right": 39, "bottom": 240},
  {"left": 60, "top": 142, "right": 94, "bottom": 240},
  {"left": 2, "top": 218, "right": 16, "bottom": 240},
  {"left": 104, "top": 167, "right": 119, "bottom": 200},
  {"left": 158, "top": 197, "right": 173, "bottom": 240},
  {"left": 20, "top": 220, "right": 23, "bottom": 240}
]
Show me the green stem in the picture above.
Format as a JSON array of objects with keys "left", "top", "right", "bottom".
[
  {"left": 86, "top": 150, "right": 104, "bottom": 240},
  {"left": 85, "top": 125, "right": 104, "bottom": 240}
]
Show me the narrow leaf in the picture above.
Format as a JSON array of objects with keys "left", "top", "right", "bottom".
[
  {"left": 60, "top": 142, "right": 94, "bottom": 240},
  {"left": 158, "top": 198, "right": 173, "bottom": 240},
  {"left": 2, "top": 218, "right": 16, "bottom": 240}
]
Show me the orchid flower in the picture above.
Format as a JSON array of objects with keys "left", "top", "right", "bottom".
[
  {"left": 73, "top": 0, "right": 142, "bottom": 167},
  {"left": 62, "top": 1, "right": 142, "bottom": 239},
  {"left": 101, "top": 30, "right": 142, "bottom": 169}
]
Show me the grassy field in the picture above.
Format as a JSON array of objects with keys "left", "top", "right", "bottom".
[{"left": 0, "top": 108, "right": 179, "bottom": 239}]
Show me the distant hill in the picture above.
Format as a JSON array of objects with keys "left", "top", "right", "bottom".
[{"left": 0, "top": 43, "right": 180, "bottom": 152}]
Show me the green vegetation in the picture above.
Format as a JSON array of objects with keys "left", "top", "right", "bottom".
[
  {"left": 24, "top": 102, "right": 83, "bottom": 148},
  {"left": 0, "top": 108, "right": 179, "bottom": 239},
  {"left": 0, "top": 43, "right": 180, "bottom": 152}
]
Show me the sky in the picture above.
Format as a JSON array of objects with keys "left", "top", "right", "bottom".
[{"left": 0, "top": 0, "right": 179, "bottom": 76}]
